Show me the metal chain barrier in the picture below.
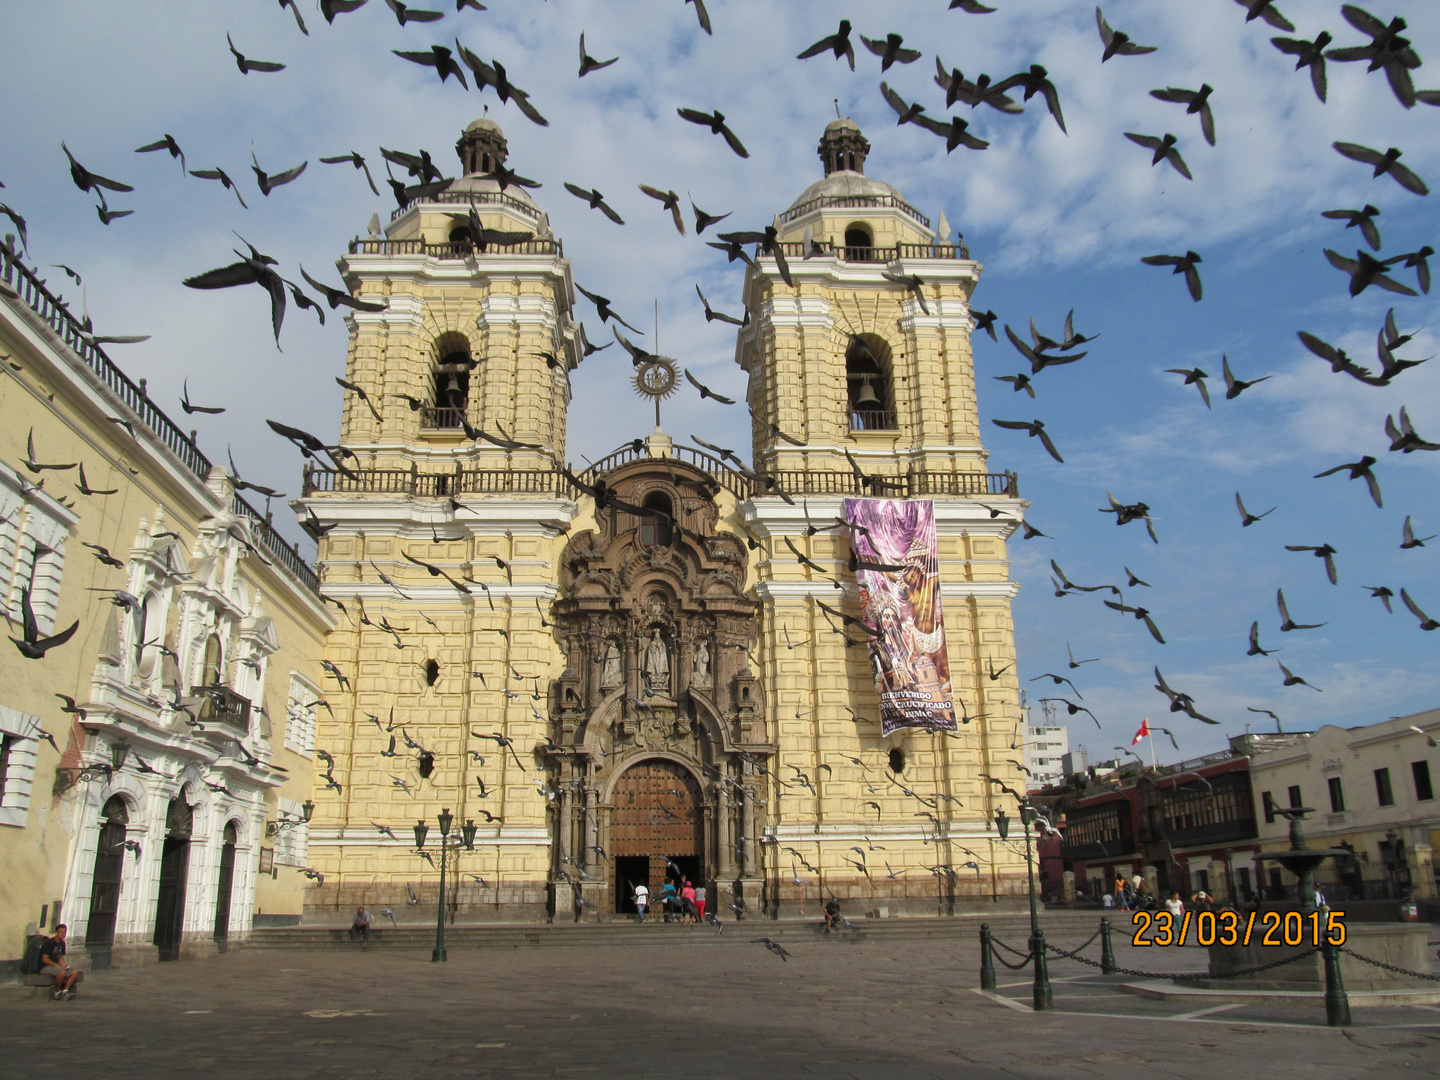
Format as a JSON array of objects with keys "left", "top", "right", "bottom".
[
  {"left": 1040, "top": 928, "right": 1102, "bottom": 960},
  {"left": 1339, "top": 948, "right": 1440, "bottom": 983},
  {"left": 1044, "top": 941, "right": 1322, "bottom": 981},
  {"left": 987, "top": 934, "right": 1035, "bottom": 969},
  {"left": 993, "top": 949, "right": 1034, "bottom": 970}
]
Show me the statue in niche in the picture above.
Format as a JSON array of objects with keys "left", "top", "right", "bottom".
[
  {"left": 642, "top": 628, "right": 670, "bottom": 692},
  {"left": 600, "top": 642, "right": 623, "bottom": 688},
  {"left": 691, "top": 639, "right": 711, "bottom": 688}
]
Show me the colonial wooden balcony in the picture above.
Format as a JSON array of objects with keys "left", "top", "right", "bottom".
[{"left": 197, "top": 685, "right": 252, "bottom": 740}]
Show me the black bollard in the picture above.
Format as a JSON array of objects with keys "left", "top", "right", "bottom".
[
  {"left": 1031, "top": 928, "right": 1053, "bottom": 1011},
  {"left": 1322, "top": 939, "right": 1352, "bottom": 1028},
  {"left": 1100, "top": 916, "right": 1117, "bottom": 974},
  {"left": 980, "top": 922, "right": 997, "bottom": 991}
]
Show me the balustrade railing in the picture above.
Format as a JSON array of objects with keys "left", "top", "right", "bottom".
[{"left": 348, "top": 237, "right": 562, "bottom": 259}]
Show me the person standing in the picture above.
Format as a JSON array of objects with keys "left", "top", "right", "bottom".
[
  {"left": 39, "top": 925, "right": 80, "bottom": 1000},
  {"left": 694, "top": 883, "right": 706, "bottom": 922},
  {"left": 1165, "top": 892, "right": 1184, "bottom": 917},
  {"left": 634, "top": 882, "right": 649, "bottom": 923},
  {"left": 680, "top": 880, "right": 697, "bottom": 924}
]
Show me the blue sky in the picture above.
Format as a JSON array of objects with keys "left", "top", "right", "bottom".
[{"left": 2, "top": 0, "right": 1436, "bottom": 764}]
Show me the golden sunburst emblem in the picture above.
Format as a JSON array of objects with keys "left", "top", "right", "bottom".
[{"left": 632, "top": 357, "right": 680, "bottom": 401}]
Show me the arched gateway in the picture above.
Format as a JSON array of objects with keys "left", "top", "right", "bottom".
[{"left": 608, "top": 758, "right": 704, "bottom": 912}]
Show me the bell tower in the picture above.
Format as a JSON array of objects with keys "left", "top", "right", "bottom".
[
  {"left": 298, "top": 118, "right": 582, "bottom": 921},
  {"left": 732, "top": 120, "right": 1030, "bottom": 913}
]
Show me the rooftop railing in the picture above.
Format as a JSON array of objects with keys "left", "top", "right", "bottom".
[
  {"left": 231, "top": 492, "right": 320, "bottom": 594},
  {"left": 303, "top": 461, "right": 1018, "bottom": 503},
  {"left": 348, "top": 237, "right": 562, "bottom": 258},
  {"left": 779, "top": 192, "right": 931, "bottom": 229},
  {"left": 389, "top": 187, "right": 544, "bottom": 222},
  {"left": 2, "top": 243, "right": 213, "bottom": 482},
  {"left": 769, "top": 241, "right": 971, "bottom": 263},
  {"left": 1, "top": 243, "right": 320, "bottom": 595}
]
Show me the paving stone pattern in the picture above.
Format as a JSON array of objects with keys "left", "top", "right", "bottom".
[{"left": 3, "top": 924, "right": 1438, "bottom": 1078}]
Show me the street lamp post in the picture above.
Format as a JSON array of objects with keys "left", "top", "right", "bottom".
[
  {"left": 414, "top": 809, "right": 477, "bottom": 963},
  {"left": 996, "top": 803, "right": 1052, "bottom": 1011}
]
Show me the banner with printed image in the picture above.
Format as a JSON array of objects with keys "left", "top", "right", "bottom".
[{"left": 841, "top": 498, "right": 956, "bottom": 736}]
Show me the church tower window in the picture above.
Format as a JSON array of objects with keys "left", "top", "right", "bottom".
[
  {"left": 846, "top": 335, "right": 896, "bottom": 431},
  {"left": 844, "top": 223, "right": 874, "bottom": 261},
  {"left": 428, "top": 332, "right": 472, "bottom": 430},
  {"left": 638, "top": 492, "right": 674, "bottom": 548}
]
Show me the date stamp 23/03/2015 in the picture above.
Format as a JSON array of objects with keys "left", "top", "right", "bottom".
[{"left": 1129, "top": 909, "right": 1347, "bottom": 948}]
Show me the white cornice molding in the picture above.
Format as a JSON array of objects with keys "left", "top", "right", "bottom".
[
  {"left": 940, "top": 581, "right": 1022, "bottom": 601},
  {"left": 314, "top": 581, "right": 559, "bottom": 603}
]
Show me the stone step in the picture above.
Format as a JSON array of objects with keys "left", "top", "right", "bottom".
[{"left": 241, "top": 912, "right": 1110, "bottom": 951}]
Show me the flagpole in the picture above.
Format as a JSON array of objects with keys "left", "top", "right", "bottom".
[{"left": 1146, "top": 716, "right": 1157, "bottom": 772}]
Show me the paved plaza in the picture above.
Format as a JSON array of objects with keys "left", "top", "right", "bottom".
[{"left": 3, "top": 925, "right": 1439, "bottom": 1078}]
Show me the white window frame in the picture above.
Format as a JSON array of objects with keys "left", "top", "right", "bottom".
[
  {"left": 273, "top": 795, "right": 310, "bottom": 866},
  {"left": 285, "top": 672, "right": 320, "bottom": 757},
  {"left": 0, "top": 705, "right": 42, "bottom": 827},
  {"left": 0, "top": 462, "right": 75, "bottom": 634}
]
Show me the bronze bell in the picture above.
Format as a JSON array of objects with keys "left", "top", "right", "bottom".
[
  {"left": 443, "top": 373, "right": 462, "bottom": 398},
  {"left": 854, "top": 378, "right": 881, "bottom": 407}
]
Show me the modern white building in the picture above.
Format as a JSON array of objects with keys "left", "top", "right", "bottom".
[{"left": 1024, "top": 721, "right": 1070, "bottom": 791}]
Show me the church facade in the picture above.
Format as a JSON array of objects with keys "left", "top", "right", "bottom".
[{"left": 300, "top": 117, "right": 1031, "bottom": 922}]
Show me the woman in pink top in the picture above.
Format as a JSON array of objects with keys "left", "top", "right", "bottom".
[{"left": 681, "top": 881, "right": 697, "bottom": 924}]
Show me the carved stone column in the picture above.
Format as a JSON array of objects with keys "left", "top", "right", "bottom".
[
  {"left": 717, "top": 781, "right": 735, "bottom": 880},
  {"left": 740, "top": 781, "right": 757, "bottom": 877}
]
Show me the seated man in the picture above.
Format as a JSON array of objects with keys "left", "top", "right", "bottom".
[
  {"left": 40, "top": 925, "right": 80, "bottom": 1000},
  {"left": 823, "top": 897, "right": 841, "bottom": 932},
  {"left": 350, "top": 906, "right": 372, "bottom": 941}
]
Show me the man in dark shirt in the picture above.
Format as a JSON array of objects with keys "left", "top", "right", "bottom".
[{"left": 40, "top": 924, "right": 80, "bottom": 999}]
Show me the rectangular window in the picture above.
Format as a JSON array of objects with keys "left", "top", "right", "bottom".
[
  {"left": 0, "top": 463, "right": 74, "bottom": 635},
  {"left": 284, "top": 673, "right": 320, "bottom": 756},
  {"left": 272, "top": 796, "right": 310, "bottom": 867},
  {"left": 1327, "top": 777, "right": 1345, "bottom": 813},
  {"left": 1375, "top": 768, "right": 1394, "bottom": 807},
  {"left": 1262, "top": 791, "right": 1275, "bottom": 824},
  {"left": 1287, "top": 785, "right": 1303, "bottom": 809},
  {"left": 1413, "top": 761, "right": 1433, "bottom": 802}
]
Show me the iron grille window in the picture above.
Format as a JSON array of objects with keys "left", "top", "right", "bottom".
[{"left": 1374, "top": 767, "right": 1394, "bottom": 807}]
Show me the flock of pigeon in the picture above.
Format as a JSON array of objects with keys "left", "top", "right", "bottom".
[{"left": 2, "top": 2, "right": 1437, "bottom": 950}]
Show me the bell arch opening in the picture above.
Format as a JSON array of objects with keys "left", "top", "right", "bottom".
[
  {"left": 847, "top": 334, "right": 896, "bottom": 431},
  {"left": 428, "top": 332, "right": 473, "bottom": 429}
]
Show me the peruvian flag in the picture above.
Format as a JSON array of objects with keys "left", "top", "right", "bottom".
[{"left": 1132, "top": 718, "right": 1150, "bottom": 745}]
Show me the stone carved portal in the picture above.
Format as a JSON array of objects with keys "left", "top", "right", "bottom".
[{"left": 548, "top": 454, "right": 771, "bottom": 916}]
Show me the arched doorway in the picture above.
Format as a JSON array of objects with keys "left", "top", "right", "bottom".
[
  {"left": 85, "top": 796, "right": 129, "bottom": 964},
  {"left": 213, "top": 821, "right": 238, "bottom": 951},
  {"left": 153, "top": 796, "right": 193, "bottom": 961},
  {"left": 609, "top": 759, "right": 703, "bottom": 914}
]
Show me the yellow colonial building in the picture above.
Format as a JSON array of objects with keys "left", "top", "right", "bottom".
[
  {"left": 0, "top": 239, "right": 332, "bottom": 973},
  {"left": 300, "top": 117, "right": 1030, "bottom": 923}
]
